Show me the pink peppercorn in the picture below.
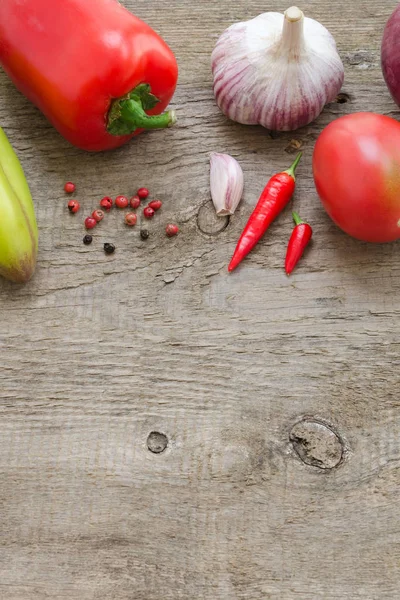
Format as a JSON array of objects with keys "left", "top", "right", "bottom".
[
  {"left": 115, "top": 195, "right": 129, "bottom": 209},
  {"left": 149, "top": 199, "right": 162, "bottom": 212},
  {"left": 166, "top": 224, "right": 179, "bottom": 237},
  {"left": 130, "top": 195, "right": 141, "bottom": 209},
  {"left": 143, "top": 206, "right": 155, "bottom": 219},
  {"left": 92, "top": 209, "right": 104, "bottom": 222},
  {"left": 137, "top": 187, "right": 149, "bottom": 200},
  {"left": 64, "top": 182, "right": 76, "bottom": 194},
  {"left": 125, "top": 212, "right": 138, "bottom": 226},
  {"left": 85, "top": 216, "right": 97, "bottom": 230},
  {"left": 68, "top": 199, "right": 80, "bottom": 214},
  {"left": 100, "top": 196, "right": 113, "bottom": 211}
]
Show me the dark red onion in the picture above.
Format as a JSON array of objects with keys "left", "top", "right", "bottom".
[{"left": 382, "top": 4, "right": 400, "bottom": 106}]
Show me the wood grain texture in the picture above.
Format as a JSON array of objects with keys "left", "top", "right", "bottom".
[{"left": 1, "top": 1, "right": 400, "bottom": 598}]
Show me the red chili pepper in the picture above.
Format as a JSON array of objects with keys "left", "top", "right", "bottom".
[
  {"left": 228, "top": 153, "right": 302, "bottom": 272},
  {"left": 285, "top": 212, "right": 313, "bottom": 275},
  {"left": 0, "top": 0, "right": 178, "bottom": 152}
]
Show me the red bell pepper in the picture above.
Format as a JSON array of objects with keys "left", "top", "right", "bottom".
[{"left": 0, "top": 0, "right": 178, "bottom": 152}]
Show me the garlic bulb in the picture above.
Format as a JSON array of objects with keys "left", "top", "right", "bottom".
[
  {"left": 210, "top": 153, "right": 244, "bottom": 216},
  {"left": 211, "top": 6, "right": 344, "bottom": 131}
]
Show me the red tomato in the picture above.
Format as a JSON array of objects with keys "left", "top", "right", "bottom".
[{"left": 313, "top": 113, "right": 400, "bottom": 243}]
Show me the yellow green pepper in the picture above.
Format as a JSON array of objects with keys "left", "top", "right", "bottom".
[{"left": 0, "top": 128, "right": 38, "bottom": 283}]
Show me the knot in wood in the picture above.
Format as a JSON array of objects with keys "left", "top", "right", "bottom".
[
  {"left": 147, "top": 432, "right": 168, "bottom": 454},
  {"left": 289, "top": 419, "right": 344, "bottom": 470},
  {"left": 197, "top": 203, "right": 230, "bottom": 235},
  {"left": 335, "top": 93, "right": 350, "bottom": 104}
]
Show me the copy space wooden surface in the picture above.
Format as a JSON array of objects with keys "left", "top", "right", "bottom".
[{"left": 1, "top": 1, "right": 400, "bottom": 598}]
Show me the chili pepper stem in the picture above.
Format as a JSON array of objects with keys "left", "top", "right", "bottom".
[
  {"left": 284, "top": 152, "right": 302, "bottom": 180},
  {"left": 292, "top": 211, "right": 304, "bottom": 226}
]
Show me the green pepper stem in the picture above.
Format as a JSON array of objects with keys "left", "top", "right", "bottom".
[
  {"left": 107, "top": 84, "right": 177, "bottom": 136},
  {"left": 292, "top": 211, "right": 304, "bottom": 226},
  {"left": 285, "top": 152, "right": 302, "bottom": 180},
  {"left": 120, "top": 99, "right": 176, "bottom": 130}
]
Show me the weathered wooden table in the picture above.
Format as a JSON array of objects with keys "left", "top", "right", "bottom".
[{"left": 1, "top": 1, "right": 399, "bottom": 598}]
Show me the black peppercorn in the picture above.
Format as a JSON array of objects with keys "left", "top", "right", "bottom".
[
  {"left": 83, "top": 235, "right": 93, "bottom": 245},
  {"left": 103, "top": 243, "right": 115, "bottom": 255},
  {"left": 140, "top": 229, "right": 150, "bottom": 240}
]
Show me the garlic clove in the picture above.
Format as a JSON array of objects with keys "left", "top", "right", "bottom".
[
  {"left": 211, "top": 6, "right": 344, "bottom": 131},
  {"left": 210, "top": 152, "right": 244, "bottom": 216}
]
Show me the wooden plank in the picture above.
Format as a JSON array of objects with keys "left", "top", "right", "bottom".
[{"left": 0, "top": 0, "right": 399, "bottom": 598}]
